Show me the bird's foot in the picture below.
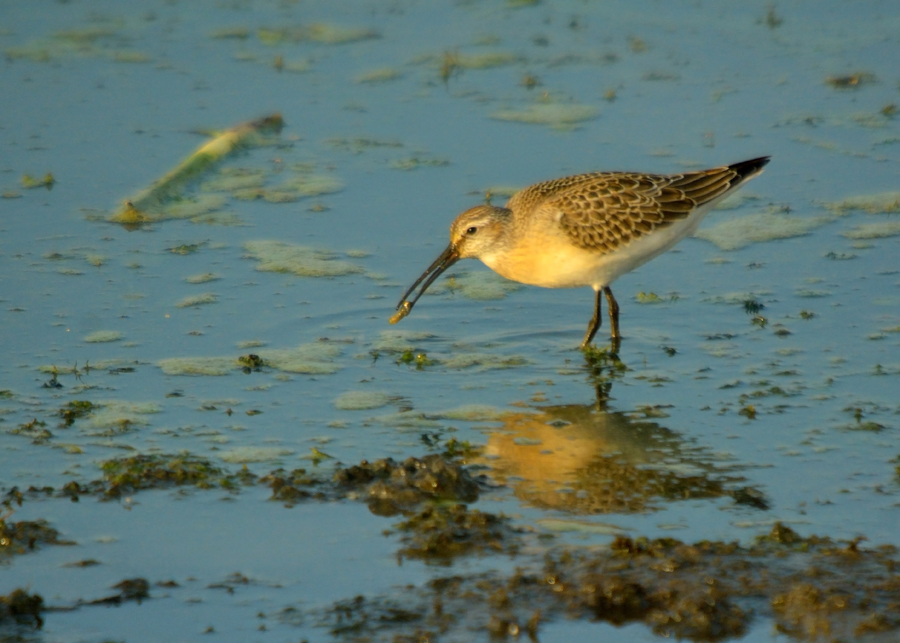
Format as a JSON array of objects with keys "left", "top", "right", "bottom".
[{"left": 580, "top": 336, "right": 622, "bottom": 359}]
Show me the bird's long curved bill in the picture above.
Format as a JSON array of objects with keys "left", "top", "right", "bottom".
[{"left": 389, "top": 244, "right": 459, "bottom": 324}]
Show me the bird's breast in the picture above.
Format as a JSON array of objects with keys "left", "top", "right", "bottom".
[{"left": 480, "top": 234, "right": 606, "bottom": 289}]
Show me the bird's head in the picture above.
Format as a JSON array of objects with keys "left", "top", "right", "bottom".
[
  {"left": 449, "top": 205, "right": 512, "bottom": 260},
  {"left": 389, "top": 205, "right": 512, "bottom": 325}
]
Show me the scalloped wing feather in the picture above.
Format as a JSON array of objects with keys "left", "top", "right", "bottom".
[{"left": 506, "top": 163, "right": 760, "bottom": 252}]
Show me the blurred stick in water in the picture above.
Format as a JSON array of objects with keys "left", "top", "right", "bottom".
[{"left": 110, "top": 113, "right": 284, "bottom": 226}]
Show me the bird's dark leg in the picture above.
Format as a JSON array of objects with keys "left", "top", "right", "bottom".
[
  {"left": 580, "top": 289, "right": 603, "bottom": 349},
  {"left": 604, "top": 286, "right": 620, "bottom": 338},
  {"left": 604, "top": 286, "right": 621, "bottom": 354}
]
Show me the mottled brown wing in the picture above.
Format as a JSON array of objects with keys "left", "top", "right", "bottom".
[
  {"left": 505, "top": 172, "right": 609, "bottom": 213},
  {"left": 542, "top": 166, "right": 747, "bottom": 252}
]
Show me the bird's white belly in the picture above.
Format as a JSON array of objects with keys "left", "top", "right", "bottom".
[{"left": 583, "top": 212, "right": 708, "bottom": 286}]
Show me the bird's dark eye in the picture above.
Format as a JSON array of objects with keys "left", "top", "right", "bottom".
[{"left": 466, "top": 226, "right": 478, "bottom": 235}]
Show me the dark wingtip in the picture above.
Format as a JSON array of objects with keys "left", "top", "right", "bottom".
[{"left": 729, "top": 156, "right": 771, "bottom": 180}]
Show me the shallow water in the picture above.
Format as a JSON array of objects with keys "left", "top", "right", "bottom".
[{"left": 1, "top": 0, "right": 899, "bottom": 641}]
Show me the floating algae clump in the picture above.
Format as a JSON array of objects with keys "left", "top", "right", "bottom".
[
  {"left": 427, "top": 271, "right": 521, "bottom": 300},
  {"left": 389, "top": 155, "right": 450, "bottom": 171},
  {"left": 58, "top": 400, "right": 95, "bottom": 426},
  {"left": 175, "top": 293, "right": 218, "bottom": 308},
  {"left": 160, "top": 194, "right": 228, "bottom": 220},
  {"left": 244, "top": 240, "right": 366, "bottom": 277},
  {"left": 492, "top": 102, "right": 599, "bottom": 129},
  {"left": 456, "top": 51, "right": 522, "bottom": 69},
  {"left": 256, "top": 342, "right": 343, "bottom": 374},
  {"left": 394, "top": 504, "right": 520, "bottom": 561},
  {"left": 334, "top": 454, "right": 480, "bottom": 515},
  {"left": 84, "top": 330, "right": 123, "bottom": 343},
  {"left": 435, "top": 405, "right": 505, "bottom": 421},
  {"left": 306, "top": 23, "right": 379, "bottom": 43},
  {"left": 258, "top": 468, "right": 318, "bottom": 506},
  {"left": 334, "top": 391, "right": 393, "bottom": 410},
  {"left": 98, "top": 453, "right": 236, "bottom": 497},
  {"left": 369, "top": 411, "right": 443, "bottom": 429},
  {"left": 219, "top": 447, "right": 295, "bottom": 463},
  {"left": 257, "top": 23, "right": 379, "bottom": 45},
  {"left": 282, "top": 174, "right": 344, "bottom": 196},
  {"left": 0, "top": 588, "right": 45, "bottom": 628},
  {"left": 0, "top": 520, "right": 69, "bottom": 562},
  {"left": 5, "top": 26, "right": 149, "bottom": 67},
  {"left": 841, "top": 221, "right": 900, "bottom": 239},
  {"left": 426, "top": 49, "right": 520, "bottom": 81},
  {"left": 86, "top": 401, "right": 161, "bottom": 434},
  {"left": 157, "top": 342, "right": 342, "bottom": 376},
  {"left": 185, "top": 272, "right": 220, "bottom": 284},
  {"left": 231, "top": 172, "right": 344, "bottom": 202},
  {"left": 307, "top": 522, "right": 900, "bottom": 642},
  {"left": 442, "top": 353, "right": 529, "bottom": 371},
  {"left": 696, "top": 209, "right": 840, "bottom": 250},
  {"left": 372, "top": 330, "right": 437, "bottom": 354},
  {"left": 824, "top": 191, "right": 900, "bottom": 214},
  {"left": 356, "top": 67, "right": 402, "bottom": 83},
  {"left": 158, "top": 356, "right": 236, "bottom": 376},
  {"left": 200, "top": 168, "right": 266, "bottom": 192}
]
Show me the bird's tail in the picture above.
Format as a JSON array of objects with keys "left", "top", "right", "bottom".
[{"left": 728, "top": 156, "right": 771, "bottom": 183}]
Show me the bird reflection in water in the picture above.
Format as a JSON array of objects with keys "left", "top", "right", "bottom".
[{"left": 477, "top": 403, "right": 765, "bottom": 514}]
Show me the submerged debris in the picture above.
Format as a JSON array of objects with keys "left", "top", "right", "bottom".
[
  {"left": 18, "top": 451, "right": 479, "bottom": 512},
  {"left": 396, "top": 349, "right": 434, "bottom": 369},
  {"left": 764, "top": 6, "right": 783, "bottom": 28},
  {"left": 0, "top": 588, "right": 44, "bottom": 629},
  {"left": 304, "top": 524, "right": 900, "bottom": 642},
  {"left": 96, "top": 453, "right": 239, "bottom": 498},
  {"left": 393, "top": 503, "right": 520, "bottom": 562},
  {"left": 238, "top": 353, "right": 266, "bottom": 373},
  {"left": 58, "top": 400, "right": 94, "bottom": 427},
  {"left": 20, "top": 173, "right": 55, "bottom": 190},
  {"left": 259, "top": 468, "right": 319, "bottom": 507},
  {"left": 743, "top": 298, "right": 765, "bottom": 315},
  {"left": 7, "top": 418, "right": 52, "bottom": 444},
  {"left": 826, "top": 72, "right": 876, "bottom": 89},
  {"left": 109, "top": 114, "right": 284, "bottom": 226},
  {"left": 334, "top": 454, "right": 480, "bottom": 516},
  {"left": 86, "top": 578, "right": 150, "bottom": 606},
  {"left": 0, "top": 517, "right": 72, "bottom": 561}
]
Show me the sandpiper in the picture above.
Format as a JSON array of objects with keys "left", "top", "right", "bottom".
[{"left": 390, "top": 156, "right": 770, "bottom": 349}]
